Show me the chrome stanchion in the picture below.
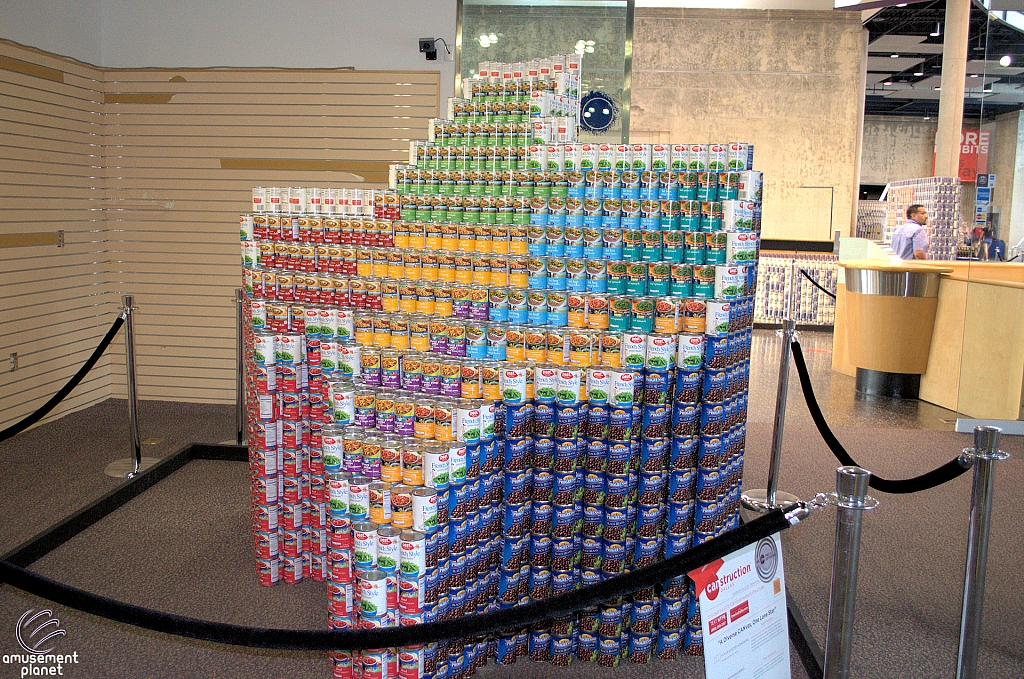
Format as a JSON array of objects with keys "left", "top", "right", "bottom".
[
  {"left": 235, "top": 288, "right": 246, "bottom": 446},
  {"left": 823, "top": 466, "right": 878, "bottom": 679},
  {"left": 104, "top": 295, "right": 158, "bottom": 478},
  {"left": 956, "top": 426, "right": 1009, "bottom": 679},
  {"left": 742, "top": 264, "right": 800, "bottom": 513}
]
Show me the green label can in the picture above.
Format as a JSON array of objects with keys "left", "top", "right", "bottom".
[
  {"left": 663, "top": 230, "right": 684, "bottom": 263},
  {"left": 625, "top": 262, "right": 648, "bottom": 296},
  {"left": 607, "top": 261, "right": 628, "bottom": 294},
  {"left": 609, "top": 296, "right": 633, "bottom": 332}
]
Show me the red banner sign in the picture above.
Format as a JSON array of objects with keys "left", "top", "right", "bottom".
[{"left": 958, "top": 129, "right": 990, "bottom": 183}]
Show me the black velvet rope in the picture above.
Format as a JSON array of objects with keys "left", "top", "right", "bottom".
[
  {"left": 799, "top": 269, "right": 837, "bottom": 300},
  {"left": 0, "top": 510, "right": 791, "bottom": 651},
  {"left": 0, "top": 315, "right": 125, "bottom": 444},
  {"left": 790, "top": 340, "right": 969, "bottom": 494}
]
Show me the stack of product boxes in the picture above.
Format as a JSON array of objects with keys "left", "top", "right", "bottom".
[
  {"left": 754, "top": 253, "right": 838, "bottom": 327},
  {"left": 882, "top": 177, "right": 961, "bottom": 260},
  {"left": 240, "top": 54, "right": 766, "bottom": 679}
]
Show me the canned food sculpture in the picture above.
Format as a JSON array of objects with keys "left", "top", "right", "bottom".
[{"left": 243, "top": 55, "right": 761, "bottom": 678}]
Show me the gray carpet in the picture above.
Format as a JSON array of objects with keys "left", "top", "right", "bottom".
[{"left": 0, "top": 331, "right": 1021, "bottom": 678}]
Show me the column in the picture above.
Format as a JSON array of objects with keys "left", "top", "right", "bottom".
[{"left": 934, "top": 0, "right": 971, "bottom": 177}]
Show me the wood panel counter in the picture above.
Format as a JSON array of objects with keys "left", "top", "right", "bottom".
[{"left": 833, "top": 258, "right": 1024, "bottom": 420}]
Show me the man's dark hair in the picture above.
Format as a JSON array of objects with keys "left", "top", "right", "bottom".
[{"left": 907, "top": 204, "right": 925, "bottom": 220}]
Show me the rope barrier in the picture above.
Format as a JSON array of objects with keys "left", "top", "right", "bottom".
[
  {"left": 0, "top": 510, "right": 792, "bottom": 651},
  {"left": 799, "top": 269, "right": 837, "bottom": 300},
  {"left": 790, "top": 340, "right": 970, "bottom": 494},
  {"left": 0, "top": 315, "right": 125, "bottom": 444}
]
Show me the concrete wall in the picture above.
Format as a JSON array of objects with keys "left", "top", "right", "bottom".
[
  {"left": 860, "top": 115, "right": 937, "bottom": 185},
  {"left": 986, "top": 111, "right": 1024, "bottom": 245},
  {"left": 0, "top": 0, "right": 102, "bottom": 64},
  {"left": 631, "top": 8, "right": 867, "bottom": 242}
]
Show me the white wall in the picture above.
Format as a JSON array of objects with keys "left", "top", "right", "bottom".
[
  {"left": 99, "top": 0, "right": 457, "bottom": 102},
  {"left": 0, "top": 0, "right": 102, "bottom": 65}
]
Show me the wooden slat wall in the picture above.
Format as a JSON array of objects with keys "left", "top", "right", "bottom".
[
  {"left": 100, "top": 69, "right": 439, "bottom": 402},
  {"left": 2, "top": 39, "right": 440, "bottom": 426},
  {"left": 0, "top": 43, "right": 114, "bottom": 431}
]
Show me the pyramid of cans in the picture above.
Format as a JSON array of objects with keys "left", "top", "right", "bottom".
[{"left": 240, "top": 58, "right": 762, "bottom": 679}]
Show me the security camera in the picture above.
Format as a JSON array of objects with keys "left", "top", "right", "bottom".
[{"left": 419, "top": 38, "right": 438, "bottom": 60}]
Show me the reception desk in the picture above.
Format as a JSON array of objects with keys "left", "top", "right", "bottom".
[{"left": 833, "top": 257, "right": 1024, "bottom": 421}]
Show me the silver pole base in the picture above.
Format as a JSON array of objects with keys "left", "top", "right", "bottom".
[
  {"left": 741, "top": 488, "right": 802, "bottom": 521},
  {"left": 103, "top": 457, "right": 161, "bottom": 478}
]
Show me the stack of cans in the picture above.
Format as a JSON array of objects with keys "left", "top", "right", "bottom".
[
  {"left": 242, "top": 79, "right": 759, "bottom": 674},
  {"left": 243, "top": 311, "right": 330, "bottom": 587}
]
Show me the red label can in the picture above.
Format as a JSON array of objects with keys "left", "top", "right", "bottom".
[
  {"left": 282, "top": 554, "right": 303, "bottom": 584},
  {"left": 256, "top": 557, "right": 279, "bottom": 587}
]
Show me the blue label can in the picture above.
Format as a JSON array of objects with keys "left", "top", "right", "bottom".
[{"left": 668, "top": 469, "right": 696, "bottom": 503}]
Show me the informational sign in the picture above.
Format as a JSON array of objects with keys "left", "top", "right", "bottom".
[
  {"left": 958, "top": 130, "right": 990, "bottom": 183},
  {"left": 689, "top": 533, "right": 790, "bottom": 679},
  {"left": 976, "top": 174, "right": 995, "bottom": 226}
]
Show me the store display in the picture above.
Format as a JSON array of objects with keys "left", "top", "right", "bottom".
[
  {"left": 240, "top": 52, "right": 764, "bottom": 677},
  {"left": 882, "top": 177, "right": 961, "bottom": 260},
  {"left": 754, "top": 253, "right": 837, "bottom": 327},
  {"left": 855, "top": 200, "right": 885, "bottom": 241}
]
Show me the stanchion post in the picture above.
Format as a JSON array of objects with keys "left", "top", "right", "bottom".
[
  {"left": 766, "top": 317, "right": 796, "bottom": 505},
  {"left": 235, "top": 288, "right": 245, "bottom": 446},
  {"left": 823, "top": 466, "right": 877, "bottom": 679},
  {"left": 742, "top": 275, "right": 799, "bottom": 513},
  {"left": 956, "top": 426, "right": 1009, "bottom": 679},
  {"left": 123, "top": 295, "right": 142, "bottom": 478}
]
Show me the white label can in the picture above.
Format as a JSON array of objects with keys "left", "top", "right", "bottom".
[
  {"left": 353, "top": 522, "right": 379, "bottom": 570},
  {"left": 556, "top": 368, "right": 582, "bottom": 405},
  {"left": 677, "top": 333, "right": 706, "bottom": 369},
  {"left": 423, "top": 448, "right": 450, "bottom": 489},
  {"left": 610, "top": 370, "right": 635, "bottom": 406},
  {"left": 327, "top": 472, "right": 350, "bottom": 513},
  {"left": 376, "top": 526, "right": 402, "bottom": 572},
  {"left": 253, "top": 332, "right": 276, "bottom": 366},
  {"left": 240, "top": 213, "right": 254, "bottom": 241},
  {"left": 411, "top": 489, "right": 438, "bottom": 533},
  {"left": 586, "top": 368, "right": 610, "bottom": 404},
  {"left": 644, "top": 334, "right": 676, "bottom": 371},
  {"left": 619, "top": 334, "right": 647, "bottom": 370},
  {"left": 358, "top": 569, "right": 387, "bottom": 616},
  {"left": 535, "top": 366, "right": 558, "bottom": 403},
  {"left": 252, "top": 187, "right": 266, "bottom": 214},
  {"left": 500, "top": 367, "right": 527, "bottom": 404},
  {"left": 266, "top": 186, "right": 281, "bottom": 213},
  {"left": 399, "top": 530, "right": 427, "bottom": 579},
  {"left": 454, "top": 402, "right": 482, "bottom": 444}
]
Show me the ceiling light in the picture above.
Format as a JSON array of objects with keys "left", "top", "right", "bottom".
[
  {"left": 585, "top": 46, "right": 594, "bottom": 53},
  {"left": 890, "top": 54, "right": 900, "bottom": 58},
  {"left": 984, "top": 86, "right": 993, "bottom": 92},
  {"left": 478, "top": 35, "right": 491, "bottom": 47},
  {"left": 488, "top": 33, "right": 498, "bottom": 42},
  {"left": 586, "top": 40, "right": 595, "bottom": 46},
  {"left": 883, "top": 80, "right": 893, "bottom": 85},
  {"left": 934, "top": 86, "right": 941, "bottom": 90},
  {"left": 970, "top": 73, "right": 979, "bottom": 78},
  {"left": 923, "top": 117, "right": 931, "bottom": 120},
  {"left": 914, "top": 71, "right": 924, "bottom": 76},
  {"left": 930, "top": 23, "right": 941, "bottom": 37},
  {"left": 1000, "top": 55, "right": 1013, "bottom": 67}
]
